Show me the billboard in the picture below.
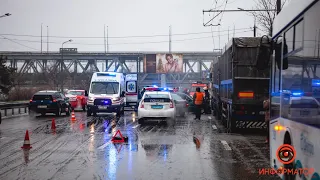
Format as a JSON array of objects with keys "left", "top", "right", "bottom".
[
  {"left": 156, "top": 54, "right": 183, "bottom": 73},
  {"left": 144, "top": 54, "right": 183, "bottom": 73},
  {"left": 143, "top": 54, "right": 156, "bottom": 73}
]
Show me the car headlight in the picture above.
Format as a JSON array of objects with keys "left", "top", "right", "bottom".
[{"left": 88, "top": 97, "right": 94, "bottom": 101}]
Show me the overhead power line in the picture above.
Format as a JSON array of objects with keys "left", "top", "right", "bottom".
[
  {"left": 1, "top": 35, "right": 39, "bottom": 51},
  {"left": 0, "top": 29, "right": 252, "bottom": 46},
  {"left": 0, "top": 27, "right": 251, "bottom": 39}
]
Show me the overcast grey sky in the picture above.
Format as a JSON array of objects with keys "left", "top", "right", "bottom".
[{"left": 0, "top": 0, "right": 261, "bottom": 52}]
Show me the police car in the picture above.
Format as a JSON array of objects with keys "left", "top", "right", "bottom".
[{"left": 138, "top": 87, "right": 176, "bottom": 126}]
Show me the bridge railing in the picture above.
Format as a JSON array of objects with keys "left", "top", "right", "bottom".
[{"left": 0, "top": 101, "right": 29, "bottom": 122}]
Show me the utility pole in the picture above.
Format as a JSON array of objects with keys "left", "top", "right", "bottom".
[
  {"left": 41, "top": 23, "right": 43, "bottom": 53},
  {"left": 104, "top": 25, "right": 107, "bottom": 54},
  {"left": 107, "top": 26, "right": 109, "bottom": 53},
  {"left": 218, "top": 26, "right": 220, "bottom": 49},
  {"left": 47, "top": 26, "right": 49, "bottom": 53},
  {"left": 253, "top": 16, "right": 256, "bottom": 37},
  {"left": 169, "top": 25, "right": 172, "bottom": 53},
  {"left": 228, "top": 26, "right": 230, "bottom": 41}
]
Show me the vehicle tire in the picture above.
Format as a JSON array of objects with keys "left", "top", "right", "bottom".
[
  {"left": 138, "top": 118, "right": 144, "bottom": 124},
  {"left": 41, "top": 112, "right": 46, "bottom": 116},
  {"left": 55, "top": 106, "right": 61, "bottom": 117},
  {"left": 82, "top": 105, "right": 86, "bottom": 112},
  {"left": 227, "top": 108, "right": 235, "bottom": 133},
  {"left": 66, "top": 107, "right": 71, "bottom": 116},
  {"left": 87, "top": 110, "right": 92, "bottom": 116}
]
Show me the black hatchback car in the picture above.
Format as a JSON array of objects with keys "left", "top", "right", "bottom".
[{"left": 29, "top": 91, "right": 71, "bottom": 116}]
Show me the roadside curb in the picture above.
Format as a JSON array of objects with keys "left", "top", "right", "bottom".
[{"left": 1, "top": 113, "right": 28, "bottom": 120}]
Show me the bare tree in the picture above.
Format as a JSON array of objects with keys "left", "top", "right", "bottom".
[
  {"left": 252, "top": 0, "right": 288, "bottom": 36},
  {"left": 43, "top": 63, "right": 71, "bottom": 90}
]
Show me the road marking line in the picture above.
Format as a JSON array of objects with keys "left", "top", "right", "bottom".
[
  {"left": 98, "top": 140, "right": 112, "bottom": 150},
  {"left": 220, "top": 140, "right": 232, "bottom": 150},
  {"left": 132, "top": 124, "right": 140, "bottom": 129},
  {"left": 147, "top": 126, "right": 156, "bottom": 133},
  {"left": 141, "top": 126, "right": 150, "bottom": 131},
  {"left": 208, "top": 116, "right": 212, "bottom": 120},
  {"left": 212, "top": 125, "right": 217, "bottom": 130}
]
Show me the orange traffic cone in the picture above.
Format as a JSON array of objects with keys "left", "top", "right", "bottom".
[
  {"left": 71, "top": 111, "right": 76, "bottom": 121},
  {"left": 51, "top": 118, "right": 56, "bottom": 130},
  {"left": 21, "top": 130, "right": 32, "bottom": 149}
]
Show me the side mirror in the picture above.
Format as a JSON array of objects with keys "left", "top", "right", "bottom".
[
  {"left": 85, "top": 90, "right": 88, "bottom": 96},
  {"left": 121, "top": 91, "right": 125, "bottom": 97},
  {"left": 274, "top": 37, "right": 288, "bottom": 70}
]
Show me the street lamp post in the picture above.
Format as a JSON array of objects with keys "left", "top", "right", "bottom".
[{"left": 60, "top": 39, "right": 72, "bottom": 91}]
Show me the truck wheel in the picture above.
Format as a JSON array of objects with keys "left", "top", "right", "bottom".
[
  {"left": 138, "top": 118, "right": 144, "bottom": 124},
  {"left": 87, "top": 110, "right": 92, "bottom": 116},
  {"left": 66, "top": 107, "right": 71, "bottom": 116},
  {"left": 55, "top": 107, "right": 61, "bottom": 117}
]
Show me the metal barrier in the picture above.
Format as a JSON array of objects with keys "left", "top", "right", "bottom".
[{"left": 0, "top": 101, "right": 29, "bottom": 123}]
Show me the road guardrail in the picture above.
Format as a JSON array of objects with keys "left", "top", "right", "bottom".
[{"left": 0, "top": 101, "right": 29, "bottom": 123}]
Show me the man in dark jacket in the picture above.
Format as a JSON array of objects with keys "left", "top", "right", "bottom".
[{"left": 203, "top": 87, "right": 211, "bottom": 114}]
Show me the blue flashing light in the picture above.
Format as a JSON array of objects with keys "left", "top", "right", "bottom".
[
  {"left": 312, "top": 79, "right": 320, "bottom": 87},
  {"left": 153, "top": 85, "right": 158, "bottom": 87},
  {"left": 292, "top": 92, "right": 302, "bottom": 96}
]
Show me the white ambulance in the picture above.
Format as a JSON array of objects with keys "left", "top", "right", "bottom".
[
  {"left": 125, "top": 74, "right": 138, "bottom": 108},
  {"left": 87, "top": 72, "right": 125, "bottom": 116}
]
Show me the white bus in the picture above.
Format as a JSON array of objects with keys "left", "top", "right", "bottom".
[{"left": 270, "top": 0, "right": 320, "bottom": 179}]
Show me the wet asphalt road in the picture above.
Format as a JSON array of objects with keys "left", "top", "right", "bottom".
[{"left": 0, "top": 110, "right": 281, "bottom": 180}]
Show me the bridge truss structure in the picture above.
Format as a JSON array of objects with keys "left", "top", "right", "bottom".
[{"left": 1, "top": 51, "right": 220, "bottom": 87}]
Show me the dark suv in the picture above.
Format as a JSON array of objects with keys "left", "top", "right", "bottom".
[{"left": 29, "top": 91, "right": 71, "bottom": 116}]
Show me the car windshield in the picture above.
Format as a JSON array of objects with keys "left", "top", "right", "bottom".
[
  {"left": 144, "top": 93, "right": 170, "bottom": 99},
  {"left": 171, "top": 93, "right": 184, "bottom": 101},
  {"left": 33, "top": 95, "right": 52, "bottom": 100},
  {"left": 90, "top": 82, "right": 119, "bottom": 94},
  {"left": 290, "top": 98, "right": 319, "bottom": 108},
  {"left": 67, "top": 91, "right": 83, "bottom": 95},
  {"left": 271, "top": 97, "right": 280, "bottom": 103}
]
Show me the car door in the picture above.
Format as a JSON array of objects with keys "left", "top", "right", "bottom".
[{"left": 58, "top": 93, "right": 68, "bottom": 111}]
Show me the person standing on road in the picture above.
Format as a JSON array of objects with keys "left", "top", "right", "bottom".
[
  {"left": 203, "top": 87, "right": 211, "bottom": 114},
  {"left": 183, "top": 88, "right": 188, "bottom": 95},
  {"left": 263, "top": 96, "right": 270, "bottom": 143},
  {"left": 193, "top": 87, "right": 204, "bottom": 120}
]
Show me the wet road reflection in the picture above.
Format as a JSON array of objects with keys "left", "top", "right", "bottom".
[{"left": 0, "top": 111, "right": 280, "bottom": 180}]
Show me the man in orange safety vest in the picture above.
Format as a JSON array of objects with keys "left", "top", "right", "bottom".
[{"left": 193, "top": 87, "right": 204, "bottom": 120}]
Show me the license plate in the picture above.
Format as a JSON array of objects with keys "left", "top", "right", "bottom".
[
  {"left": 38, "top": 105, "right": 47, "bottom": 108},
  {"left": 259, "top": 111, "right": 265, "bottom": 115},
  {"left": 98, "top": 105, "right": 108, "bottom": 109},
  {"left": 300, "top": 110, "right": 309, "bottom": 116},
  {"left": 151, "top": 105, "right": 163, "bottom": 109},
  {"left": 129, "top": 103, "right": 136, "bottom": 105}
]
